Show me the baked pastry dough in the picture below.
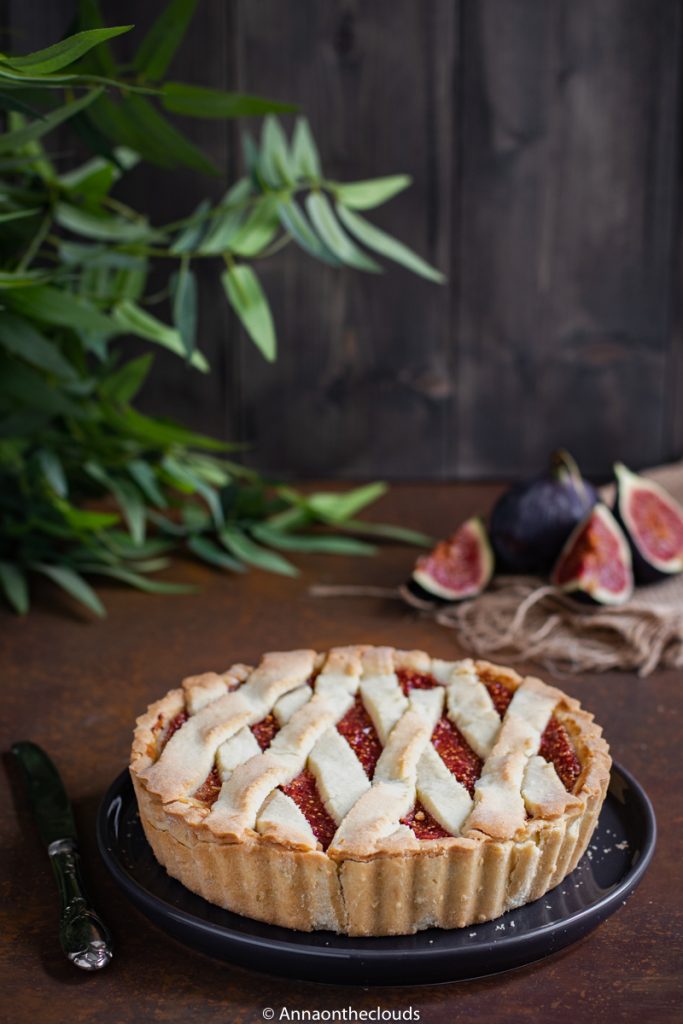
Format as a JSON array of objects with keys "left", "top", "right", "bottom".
[{"left": 130, "top": 646, "right": 610, "bottom": 935}]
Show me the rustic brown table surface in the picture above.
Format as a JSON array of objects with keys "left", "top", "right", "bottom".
[{"left": 2, "top": 483, "right": 681, "bottom": 1024}]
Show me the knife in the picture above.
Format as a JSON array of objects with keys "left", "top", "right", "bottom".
[{"left": 11, "top": 741, "right": 113, "bottom": 971}]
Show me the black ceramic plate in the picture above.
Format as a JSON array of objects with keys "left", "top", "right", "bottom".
[{"left": 97, "top": 763, "right": 655, "bottom": 985}]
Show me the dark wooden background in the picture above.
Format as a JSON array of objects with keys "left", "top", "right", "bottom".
[{"left": 5, "top": 0, "right": 683, "bottom": 481}]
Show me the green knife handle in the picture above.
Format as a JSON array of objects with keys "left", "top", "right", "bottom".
[{"left": 48, "top": 838, "right": 113, "bottom": 970}]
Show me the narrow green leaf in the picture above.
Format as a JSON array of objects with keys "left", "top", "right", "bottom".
[
  {"left": 250, "top": 524, "right": 375, "bottom": 556},
  {"left": 4, "top": 26, "right": 132, "bottom": 75},
  {"left": 171, "top": 260, "right": 197, "bottom": 356},
  {"left": 56, "top": 501, "right": 120, "bottom": 531},
  {"left": 305, "top": 482, "right": 388, "bottom": 523},
  {"left": 33, "top": 563, "right": 106, "bottom": 617},
  {"left": 162, "top": 83, "right": 295, "bottom": 119},
  {"left": 336, "top": 204, "right": 445, "bottom": 283},
  {"left": 219, "top": 527, "right": 298, "bottom": 576},
  {"left": 0, "top": 207, "right": 41, "bottom": 224},
  {"left": 0, "top": 312, "right": 77, "bottom": 380},
  {"left": 291, "top": 118, "right": 321, "bottom": 180},
  {"left": 99, "top": 353, "right": 153, "bottom": 404},
  {"left": 37, "top": 449, "right": 67, "bottom": 497},
  {"left": 69, "top": 108, "right": 120, "bottom": 164},
  {"left": 276, "top": 199, "right": 340, "bottom": 265},
  {"left": 59, "top": 241, "right": 145, "bottom": 270},
  {"left": 112, "top": 300, "right": 208, "bottom": 371},
  {"left": 0, "top": 270, "right": 49, "bottom": 289},
  {"left": 73, "top": 0, "right": 117, "bottom": 75},
  {"left": 332, "top": 175, "right": 411, "bottom": 210},
  {"left": 58, "top": 153, "right": 125, "bottom": 196},
  {"left": 181, "top": 504, "right": 211, "bottom": 531},
  {"left": 0, "top": 354, "right": 81, "bottom": 418},
  {"left": 0, "top": 88, "right": 102, "bottom": 154},
  {"left": 228, "top": 196, "right": 279, "bottom": 258},
  {"left": 132, "top": 0, "right": 198, "bottom": 81},
  {"left": 198, "top": 179, "right": 251, "bottom": 255},
  {"left": 180, "top": 453, "right": 230, "bottom": 487},
  {"left": 0, "top": 92, "right": 45, "bottom": 119},
  {"left": 104, "top": 404, "right": 229, "bottom": 451},
  {"left": 100, "top": 532, "right": 173, "bottom": 559},
  {"left": 162, "top": 456, "right": 223, "bottom": 527},
  {"left": 89, "top": 92, "right": 217, "bottom": 175},
  {"left": 118, "top": 266, "right": 149, "bottom": 305},
  {"left": 170, "top": 198, "right": 211, "bottom": 253},
  {"left": 123, "top": 95, "right": 218, "bottom": 175},
  {"left": 260, "top": 116, "right": 293, "bottom": 187},
  {"left": 85, "top": 463, "right": 146, "bottom": 544},
  {"left": 7, "top": 285, "right": 115, "bottom": 341},
  {"left": 55, "top": 201, "right": 155, "bottom": 242},
  {"left": 342, "top": 518, "right": 434, "bottom": 547},
  {"left": 0, "top": 155, "right": 53, "bottom": 172},
  {"left": 0, "top": 561, "right": 29, "bottom": 614},
  {"left": 0, "top": 66, "right": 80, "bottom": 84},
  {"left": 222, "top": 265, "right": 276, "bottom": 362},
  {"left": 306, "top": 193, "right": 380, "bottom": 272},
  {"left": 82, "top": 93, "right": 144, "bottom": 157},
  {"left": 242, "top": 131, "right": 262, "bottom": 183},
  {"left": 187, "top": 535, "right": 246, "bottom": 572},
  {"left": 79, "top": 564, "right": 194, "bottom": 594},
  {"left": 265, "top": 505, "right": 311, "bottom": 532},
  {"left": 127, "top": 459, "right": 167, "bottom": 509}
]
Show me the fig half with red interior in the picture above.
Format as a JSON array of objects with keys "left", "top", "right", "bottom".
[
  {"left": 489, "top": 450, "right": 598, "bottom": 574},
  {"left": 551, "top": 503, "right": 633, "bottom": 606},
  {"left": 613, "top": 463, "right": 683, "bottom": 582},
  {"left": 407, "top": 516, "right": 494, "bottom": 604}
]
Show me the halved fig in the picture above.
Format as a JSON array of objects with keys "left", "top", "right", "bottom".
[
  {"left": 551, "top": 504, "right": 633, "bottom": 606},
  {"left": 614, "top": 463, "right": 683, "bottom": 582},
  {"left": 408, "top": 517, "right": 494, "bottom": 603}
]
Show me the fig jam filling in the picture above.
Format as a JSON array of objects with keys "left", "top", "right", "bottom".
[
  {"left": 336, "top": 695, "right": 383, "bottom": 778},
  {"left": 281, "top": 769, "right": 337, "bottom": 850},
  {"left": 251, "top": 713, "right": 280, "bottom": 751},
  {"left": 401, "top": 801, "right": 450, "bottom": 841},
  {"left": 483, "top": 679, "right": 513, "bottom": 717},
  {"left": 431, "top": 716, "right": 483, "bottom": 796},
  {"left": 158, "top": 710, "right": 188, "bottom": 752},
  {"left": 539, "top": 717, "right": 581, "bottom": 792},
  {"left": 397, "top": 669, "right": 438, "bottom": 694},
  {"left": 194, "top": 765, "right": 222, "bottom": 806}
]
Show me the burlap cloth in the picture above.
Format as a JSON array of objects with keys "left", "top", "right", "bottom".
[{"left": 311, "top": 463, "right": 683, "bottom": 677}]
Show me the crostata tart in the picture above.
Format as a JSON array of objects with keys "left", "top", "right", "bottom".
[{"left": 130, "top": 646, "right": 610, "bottom": 936}]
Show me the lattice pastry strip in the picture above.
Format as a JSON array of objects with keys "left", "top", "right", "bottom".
[{"left": 433, "top": 658, "right": 502, "bottom": 758}]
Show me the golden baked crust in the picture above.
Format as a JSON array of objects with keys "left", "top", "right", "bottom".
[{"left": 130, "top": 647, "right": 611, "bottom": 936}]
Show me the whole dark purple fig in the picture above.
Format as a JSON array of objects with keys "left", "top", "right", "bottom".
[{"left": 489, "top": 450, "right": 598, "bottom": 574}]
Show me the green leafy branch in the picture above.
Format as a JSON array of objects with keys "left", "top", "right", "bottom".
[{"left": 0, "top": 1, "right": 440, "bottom": 617}]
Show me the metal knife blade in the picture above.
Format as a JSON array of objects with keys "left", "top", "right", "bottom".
[{"left": 12, "top": 741, "right": 113, "bottom": 970}]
